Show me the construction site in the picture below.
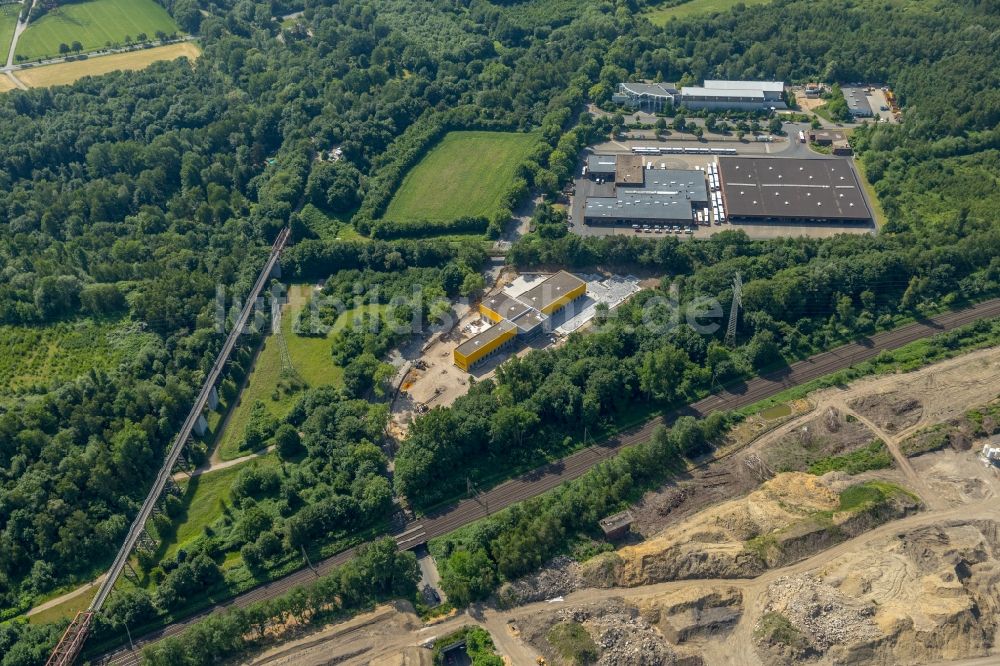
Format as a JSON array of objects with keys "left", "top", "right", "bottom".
[
  {"left": 277, "top": 342, "right": 1000, "bottom": 666},
  {"left": 390, "top": 269, "right": 640, "bottom": 437}
]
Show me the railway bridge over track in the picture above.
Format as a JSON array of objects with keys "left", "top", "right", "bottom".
[{"left": 46, "top": 228, "right": 291, "bottom": 666}]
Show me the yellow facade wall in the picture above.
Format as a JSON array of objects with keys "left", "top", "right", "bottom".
[
  {"left": 479, "top": 303, "right": 503, "bottom": 322},
  {"left": 454, "top": 326, "right": 516, "bottom": 371},
  {"left": 540, "top": 282, "right": 586, "bottom": 315}
]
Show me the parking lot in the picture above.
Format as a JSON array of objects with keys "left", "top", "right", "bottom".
[
  {"left": 866, "top": 87, "right": 899, "bottom": 123},
  {"left": 569, "top": 145, "right": 876, "bottom": 242}
]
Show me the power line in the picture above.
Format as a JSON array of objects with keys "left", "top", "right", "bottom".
[{"left": 725, "top": 271, "right": 743, "bottom": 347}]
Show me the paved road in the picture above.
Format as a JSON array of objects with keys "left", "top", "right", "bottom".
[{"left": 98, "top": 296, "right": 1000, "bottom": 664}]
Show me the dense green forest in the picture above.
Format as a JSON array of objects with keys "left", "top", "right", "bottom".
[{"left": 0, "top": 0, "right": 998, "bottom": 661}]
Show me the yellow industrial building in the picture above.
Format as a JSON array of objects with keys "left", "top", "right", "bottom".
[{"left": 454, "top": 271, "right": 587, "bottom": 372}]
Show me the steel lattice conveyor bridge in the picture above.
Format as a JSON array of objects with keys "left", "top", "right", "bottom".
[{"left": 45, "top": 228, "right": 291, "bottom": 666}]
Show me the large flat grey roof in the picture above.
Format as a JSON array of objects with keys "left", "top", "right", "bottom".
[
  {"left": 841, "top": 87, "right": 873, "bottom": 116},
  {"left": 619, "top": 82, "right": 678, "bottom": 98},
  {"left": 585, "top": 167, "right": 707, "bottom": 222},
  {"left": 704, "top": 79, "right": 784, "bottom": 93},
  {"left": 455, "top": 320, "right": 517, "bottom": 357},
  {"left": 585, "top": 193, "right": 697, "bottom": 222},
  {"left": 587, "top": 155, "right": 617, "bottom": 173},
  {"left": 642, "top": 168, "right": 709, "bottom": 202},
  {"left": 517, "top": 271, "right": 586, "bottom": 312},
  {"left": 584, "top": 167, "right": 709, "bottom": 222},
  {"left": 718, "top": 157, "right": 872, "bottom": 221},
  {"left": 682, "top": 86, "right": 766, "bottom": 100},
  {"left": 482, "top": 294, "right": 531, "bottom": 321}
]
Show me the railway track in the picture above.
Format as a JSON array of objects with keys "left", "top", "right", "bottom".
[{"left": 98, "top": 296, "right": 1000, "bottom": 665}]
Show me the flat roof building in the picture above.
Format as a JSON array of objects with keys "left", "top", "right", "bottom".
[
  {"left": 841, "top": 87, "right": 872, "bottom": 117},
  {"left": 680, "top": 80, "right": 786, "bottom": 111},
  {"left": 517, "top": 271, "right": 587, "bottom": 316},
  {"left": 480, "top": 294, "right": 531, "bottom": 323},
  {"left": 718, "top": 157, "right": 873, "bottom": 224},
  {"left": 599, "top": 510, "right": 634, "bottom": 540},
  {"left": 584, "top": 160, "right": 709, "bottom": 227},
  {"left": 453, "top": 320, "right": 517, "bottom": 372},
  {"left": 808, "top": 129, "right": 849, "bottom": 145},
  {"left": 587, "top": 154, "right": 617, "bottom": 177},
  {"left": 613, "top": 80, "right": 785, "bottom": 112},
  {"left": 615, "top": 154, "right": 645, "bottom": 186},
  {"left": 454, "top": 272, "right": 588, "bottom": 371}
]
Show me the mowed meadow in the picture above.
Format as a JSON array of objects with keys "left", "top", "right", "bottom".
[
  {"left": 15, "top": 0, "right": 180, "bottom": 61},
  {"left": 382, "top": 130, "right": 542, "bottom": 222},
  {"left": 0, "top": 4, "right": 19, "bottom": 62}
]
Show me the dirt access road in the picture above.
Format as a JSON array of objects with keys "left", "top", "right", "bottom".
[
  {"left": 97, "top": 297, "right": 1000, "bottom": 664},
  {"left": 231, "top": 495, "right": 1000, "bottom": 666}
]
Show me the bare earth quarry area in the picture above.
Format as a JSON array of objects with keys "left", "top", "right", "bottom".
[{"left": 246, "top": 345, "right": 1000, "bottom": 666}]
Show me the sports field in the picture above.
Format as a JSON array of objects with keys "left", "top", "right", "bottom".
[
  {"left": 0, "top": 4, "right": 19, "bottom": 63},
  {"left": 15, "top": 0, "right": 180, "bottom": 62},
  {"left": 13, "top": 41, "right": 200, "bottom": 88},
  {"left": 646, "top": 0, "right": 771, "bottom": 24},
  {"left": 382, "top": 130, "right": 542, "bottom": 222}
]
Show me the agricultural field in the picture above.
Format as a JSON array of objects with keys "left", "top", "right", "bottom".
[
  {"left": 645, "top": 0, "right": 772, "bottom": 24},
  {"left": 0, "top": 319, "right": 156, "bottom": 400},
  {"left": 13, "top": 41, "right": 200, "bottom": 88},
  {"left": 15, "top": 0, "right": 180, "bottom": 62},
  {"left": 215, "top": 285, "right": 351, "bottom": 461},
  {"left": 0, "top": 3, "right": 19, "bottom": 63},
  {"left": 382, "top": 130, "right": 541, "bottom": 222}
]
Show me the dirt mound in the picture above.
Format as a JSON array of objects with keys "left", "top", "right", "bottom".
[
  {"left": 762, "top": 407, "right": 878, "bottom": 473},
  {"left": 755, "top": 519, "right": 1000, "bottom": 664},
  {"left": 754, "top": 575, "right": 881, "bottom": 664},
  {"left": 637, "top": 586, "right": 743, "bottom": 644},
  {"left": 578, "top": 551, "right": 623, "bottom": 589},
  {"left": 604, "top": 473, "right": 919, "bottom": 587},
  {"left": 521, "top": 598, "right": 682, "bottom": 666},
  {"left": 849, "top": 392, "right": 922, "bottom": 433}
]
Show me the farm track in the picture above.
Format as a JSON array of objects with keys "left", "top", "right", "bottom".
[{"left": 98, "top": 296, "right": 1000, "bottom": 664}]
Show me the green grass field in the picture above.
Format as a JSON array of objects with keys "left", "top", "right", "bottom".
[
  {"left": 215, "top": 285, "right": 351, "bottom": 461},
  {"left": 27, "top": 584, "right": 95, "bottom": 625},
  {"left": 16, "top": 0, "right": 180, "bottom": 62},
  {"left": 0, "top": 4, "right": 19, "bottom": 63},
  {"left": 646, "top": 0, "right": 772, "bottom": 24},
  {"left": 161, "top": 455, "right": 280, "bottom": 560},
  {"left": 382, "top": 130, "right": 541, "bottom": 222}
]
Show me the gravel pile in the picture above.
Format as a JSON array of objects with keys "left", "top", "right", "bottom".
[
  {"left": 553, "top": 602, "right": 678, "bottom": 665},
  {"left": 590, "top": 608, "right": 677, "bottom": 666},
  {"left": 497, "top": 556, "right": 581, "bottom": 607},
  {"left": 762, "top": 575, "right": 880, "bottom": 651}
]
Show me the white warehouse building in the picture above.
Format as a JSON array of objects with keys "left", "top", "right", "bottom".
[{"left": 614, "top": 79, "right": 786, "bottom": 112}]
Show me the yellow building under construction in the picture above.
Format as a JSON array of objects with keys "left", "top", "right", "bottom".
[
  {"left": 453, "top": 320, "right": 517, "bottom": 372},
  {"left": 454, "top": 271, "right": 587, "bottom": 372}
]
